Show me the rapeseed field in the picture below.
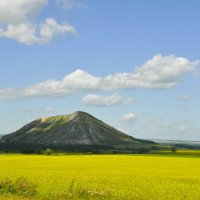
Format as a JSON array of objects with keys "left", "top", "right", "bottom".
[{"left": 0, "top": 154, "right": 200, "bottom": 200}]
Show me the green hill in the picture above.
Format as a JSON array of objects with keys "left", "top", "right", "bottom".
[{"left": 0, "top": 111, "right": 159, "bottom": 153}]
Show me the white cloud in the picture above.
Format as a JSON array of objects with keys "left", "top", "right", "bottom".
[
  {"left": 0, "top": 0, "right": 48, "bottom": 24},
  {"left": 0, "top": 54, "right": 199, "bottom": 100},
  {"left": 0, "top": 22, "right": 38, "bottom": 45},
  {"left": 57, "top": 0, "right": 86, "bottom": 10},
  {"left": 39, "top": 18, "right": 76, "bottom": 44},
  {"left": 122, "top": 113, "right": 137, "bottom": 122},
  {"left": 0, "top": 0, "right": 76, "bottom": 45},
  {"left": 83, "top": 93, "right": 135, "bottom": 106},
  {"left": 102, "top": 54, "right": 199, "bottom": 90},
  {"left": 179, "top": 95, "right": 191, "bottom": 100},
  {"left": 24, "top": 69, "right": 101, "bottom": 97},
  {"left": 0, "top": 18, "right": 76, "bottom": 45}
]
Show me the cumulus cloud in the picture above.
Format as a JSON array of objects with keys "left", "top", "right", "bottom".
[
  {"left": 0, "top": 54, "right": 199, "bottom": 101},
  {"left": 0, "top": 18, "right": 76, "bottom": 45},
  {"left": 102, "top": 54, "right": 199, "bottom": 90},
  {"left": 0, "top": 0, "right": 76, "bottom": 45},
  {"left": 0, "top": 0, "right": 48, "bottom": 24},
  {"left": 24, "top": 69, "right": 101, "bottom": 97},
  {"left": 83, "top": 93, "right": 135, "bottom": 106},
  {"left": 122, "top": 113, "right": 137, "bottom": 122}
]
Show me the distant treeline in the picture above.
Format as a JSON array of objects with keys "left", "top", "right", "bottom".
[
  {"left": 174, "top": 144, "right": 200, "bottom": 150},
  {"left": 0, "top": 143, "right": 159, "bottom": 154}
]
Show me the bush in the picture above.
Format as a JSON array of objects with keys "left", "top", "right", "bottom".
[
  {"left": 43, "top": 148, "right": 54, "bottom": 155},
  {"left": 0, "top": 177, "right": 37, "bottom": 197}
]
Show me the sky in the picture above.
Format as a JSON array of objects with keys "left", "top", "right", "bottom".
[{"left": 0, "top": 0, "right": 200, "bottom": 140}]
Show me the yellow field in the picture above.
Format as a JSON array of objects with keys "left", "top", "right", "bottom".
[{"left": 0, "top": 154, "right": 200, "bottom": 200}]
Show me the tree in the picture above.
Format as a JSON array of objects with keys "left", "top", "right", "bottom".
[{"left": 44, "top": 148, "right": 54, "bottom": 155}]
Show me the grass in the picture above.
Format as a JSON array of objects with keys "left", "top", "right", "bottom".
[
  {"left": 159, "top": 149, "right": 200, "bottom": 156},
  {"left": 0, "top": 177, "right": 37, "bottom": 197},
  {"left": 0, "top": 154, "right": 200, "bottom": 199},
  {"left": 33, "top": 115, "right": 70, "bottom": 132}
]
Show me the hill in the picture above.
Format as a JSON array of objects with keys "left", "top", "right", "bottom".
[
  {"left": 0, "top": 111, "right": 158, "bottom": 153},
  {"left": 0, "top": 134, "right": 4, "bottom": 139}
]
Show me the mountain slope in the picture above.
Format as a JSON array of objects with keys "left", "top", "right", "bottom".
[
  {"left": 0, "top": 111, "right": 156, "bottom": 152},
  {"left": 0, "top": 134, "right": 4, "bottom": 139}
]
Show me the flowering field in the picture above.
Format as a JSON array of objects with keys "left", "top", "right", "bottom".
[{"left": 0, "top": 154, "right": 200, "bottom": 200}]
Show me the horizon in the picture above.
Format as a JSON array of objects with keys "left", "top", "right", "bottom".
[
  {"left": 0, "top": 0, "right": 200, "bottom": 141},
  {"left": 1, "top": 110, "right": 200, "bottom": 143}
]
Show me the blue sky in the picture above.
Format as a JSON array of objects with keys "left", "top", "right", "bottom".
[{"left": 0, "top": 0, "right": 200, "bottom": 140}]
